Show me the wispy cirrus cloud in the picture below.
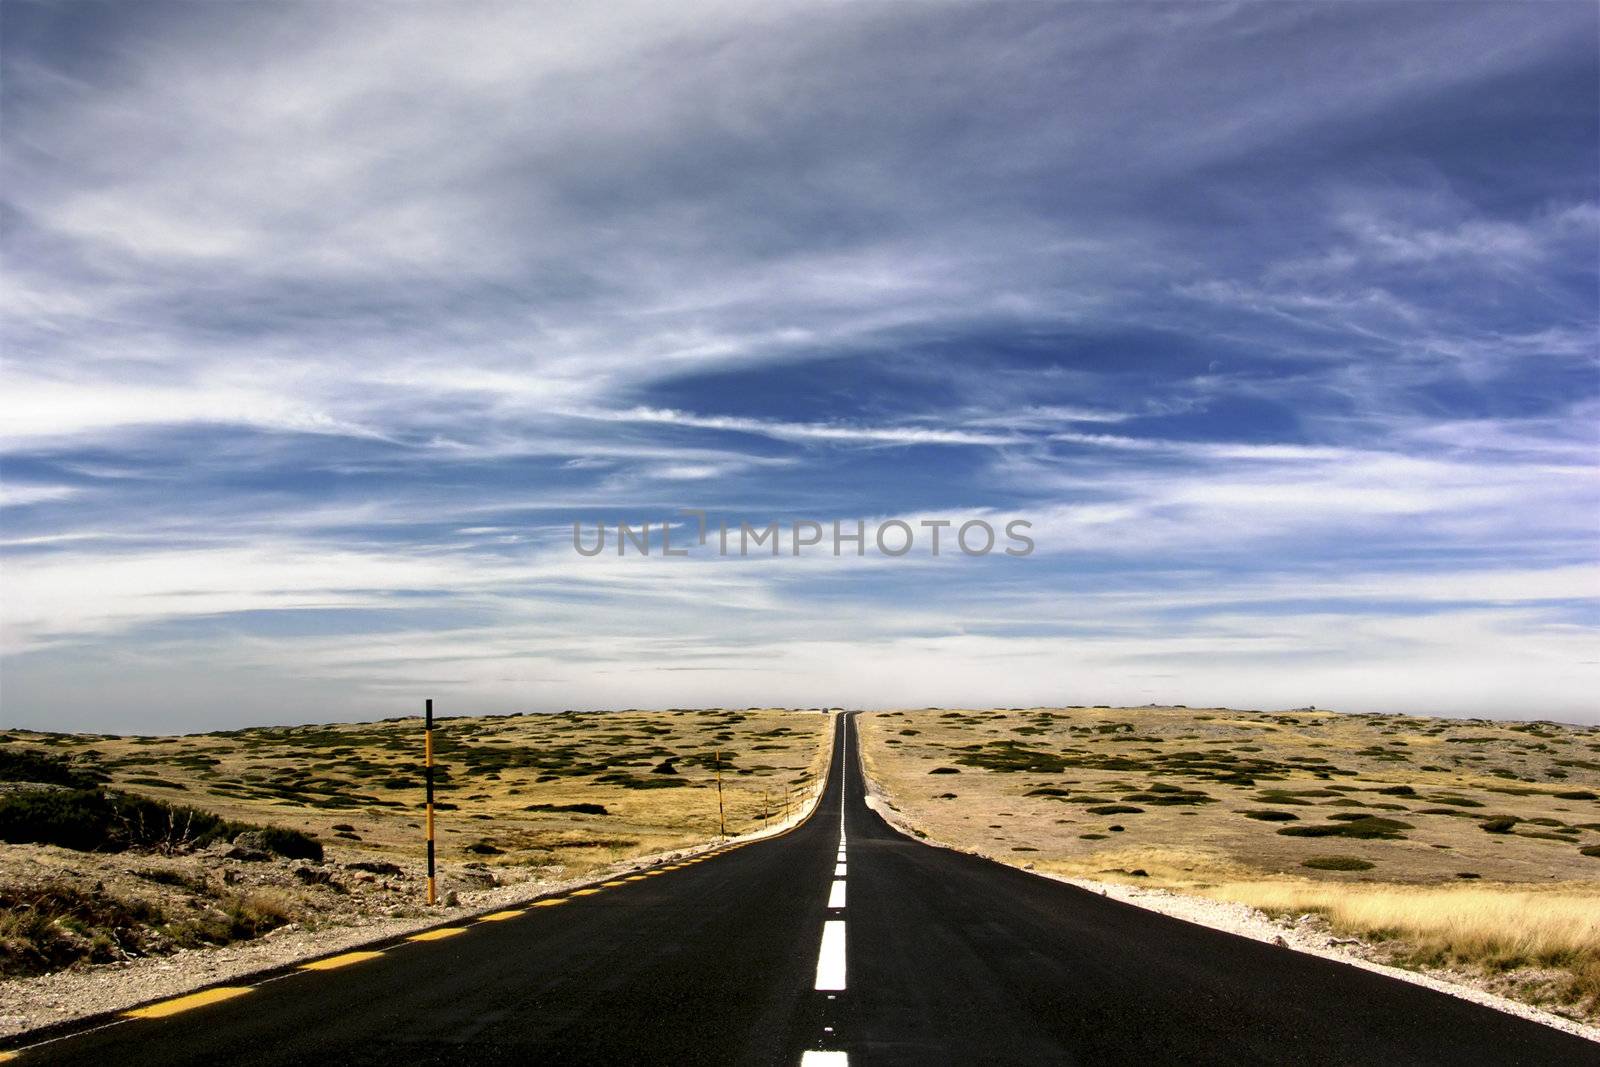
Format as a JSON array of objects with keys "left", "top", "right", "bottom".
[{"left": 1, "top": 1, "right": 1595, "bottom": 729}]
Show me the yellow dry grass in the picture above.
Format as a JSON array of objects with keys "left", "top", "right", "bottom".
[
  {"left": 858, "top": 704, "right": 1600, "bottom": 1021},
  {"left": 1200, "top": 879, "right": 1600, "bottom": 1014}
]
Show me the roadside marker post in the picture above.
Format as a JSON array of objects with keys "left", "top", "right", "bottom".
[
  {"left": 714, "top": 748, "right": 726, "bottom": 841},
  {"left": 425, "top": 698, "right": 437, "bottom": 906}
]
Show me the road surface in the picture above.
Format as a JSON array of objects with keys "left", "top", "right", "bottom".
[{"left": 10, "top": 715, "right": 1596, "bottom": 1065}]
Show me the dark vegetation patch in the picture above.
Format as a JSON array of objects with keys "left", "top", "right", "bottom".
[
  {"left": 1301, "top": 856, "right": 1375, "bottom": 871},
  {"left": 1278, "top": 817, "right": 1411, "bottom": 840},
  {"left": 0, "top": 748, "right": 105, "bottom": 788},
  {"left": 0, "top": 787, "right": 321, "bottom": 860},
  {"left": 593, "top": 774, "right": 690, "bottom": 789},
  {"left": 1240, "top": 809, "right": 1299, "bottom": 821},
  {"left": 523, "top": 802, "right": 610, "bottom": 815},
  {"left": 1119, "top": 786, "right": 1215, "bottom": 806},
  {"left": 953, "top": 742, "right": 1064, "bottom": 773},
  {"left": 1086, "top": 805, "right": 1144, "bottom": 815}
]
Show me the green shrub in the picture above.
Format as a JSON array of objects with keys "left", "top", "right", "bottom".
[
  {"left": 0, "top": 786, "right": 320, "bottom": 858},
  {"left": 0, "top": 789, "right": 113, "bottom": 850},
  {"left": 254, "top": 826, "right": 324, "bottom": 861},
  {"left": 0, "top": 882, "right": 164, "bottom": 977},
  {"left": 1301, "top": 856, "right": 1374, "bottom": 871},
  {"left": 1241, "top": 809, "right": 1299, "bottom": 821},
  {"left": 0, "top": 749, "right": 103, "bottom": 788},
  {"left": 1087, "top": 805, "right": 1144, "bottom": 815},
  {"left": 1120, "top": 789, "right": 1215, "bottom": 806},
  {"left": 1278, "top": 817, "right": 1411, "bottom": 840},
  {"left": 1479, "top": 817, "right": 1518, "bottom": 834}
]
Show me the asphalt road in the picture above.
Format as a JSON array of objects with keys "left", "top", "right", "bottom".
[{"left": 12, "top": 715, "right": 1597, "bottom": 1065}]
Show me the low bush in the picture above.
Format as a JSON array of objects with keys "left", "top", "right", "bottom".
[
  {"left": 0, "top": 786, "right": 321, "bottom": 859},
  {"left": 0, "top": 882, "right": 163, "bottom": 976},
  {"left": 1301, "top": 856, "right": 1375, "bottom": 871},
  {"left": 0, "top": 749, "right": 103, "bottom": 788},
  {"left": 1278, "top": 817, "right": 1412, "bottom": 840},
  {"left": 523, "top": 802, "right": 609, "bottom": 815},
  {"left": 253, "top": 826, "right": 324, "bottom": 861}
]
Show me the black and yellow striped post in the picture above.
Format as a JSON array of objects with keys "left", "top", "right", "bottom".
[
  {"left": 424, "top": 698, "right": 436, "bottom": 906},
  {"left": 713, "top": 748, "right": 725, "bottom": 841}
]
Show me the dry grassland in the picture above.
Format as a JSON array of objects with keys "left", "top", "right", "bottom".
[
  {"left": 858, "top": 705, "right": 1600, "bottom": 1020},
  {"left": 0, "top": 708, "right": 832, "bottom": 979}
]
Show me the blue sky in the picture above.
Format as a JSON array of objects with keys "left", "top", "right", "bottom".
[{"left": 2, "top": 1, "right": 1597, "bottom": 731}]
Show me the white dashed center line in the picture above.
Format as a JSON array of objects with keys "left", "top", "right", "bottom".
[
  {"left": 833, "top": 862, "right": 846, "bottom": 877},
  {"left": 828, "top": 879, "right": 846, "bottom": 909},
  {"left": 814, "top": 919, "right": 847, "bottom": 990},
  {"left": 801, "top": 1052, "right": 849, "bottom": 1065}
]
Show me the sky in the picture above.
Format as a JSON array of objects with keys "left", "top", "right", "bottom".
[{"left": 1, "top": 1, "right": 1597, "bottom": 732}]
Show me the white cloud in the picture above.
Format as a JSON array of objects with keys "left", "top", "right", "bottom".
[{"left": 587, "top": 407, "right": 1025, "bottom": 447}]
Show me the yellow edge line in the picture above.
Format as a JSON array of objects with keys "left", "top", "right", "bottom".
[
  {"left": 125, "top": 986, "right": 253, "bottom": 1018},
  {"left": 601, "top": 880, "right": 628, "bottom": 887},
  {"left": 571, "top": 888, "right": 602, "bottom": 896},
  {"left": 479, "top": 909, "right": 524, "bottom": 922},
  {"left": 300, "top": 951, "right": 384, "bottom": 971},
  {"left": 408, "top": 927, "right": 466, "bottom": 941},
  {"left": 531, "top": 898, "right": 567, "bottom": 907}
]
